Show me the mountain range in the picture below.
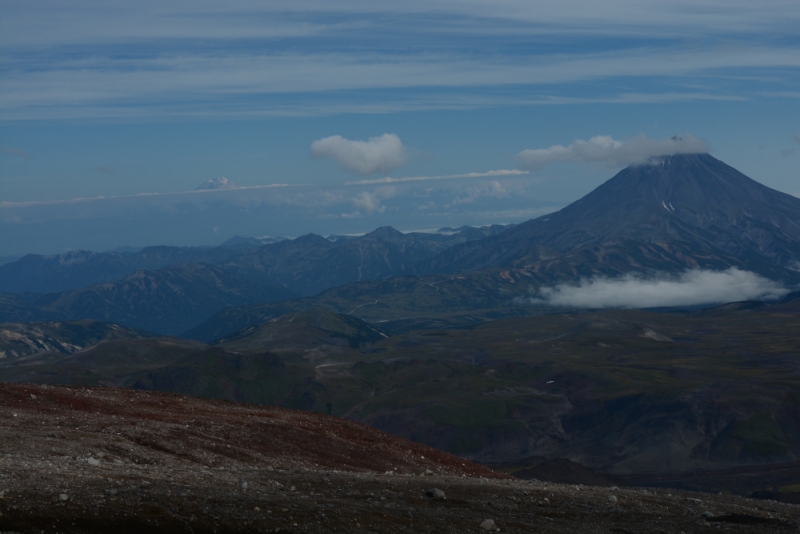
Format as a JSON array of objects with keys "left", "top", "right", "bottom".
[
  {"left": 0, "top": 225, "right": 512, "bottom": 334},
  {"left": 2, "top": 153, "right": 799, "bottom": 340}
]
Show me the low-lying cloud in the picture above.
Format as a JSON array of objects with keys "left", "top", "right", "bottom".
[
  {"left": 532, "top": 268, "right": 789, "bottom": 308},
  {"left": 311, "top": 133, "right": 407, "bottom": 175},
  {"left": 517, "top": 134, "right": 708, "bottom": 169}
]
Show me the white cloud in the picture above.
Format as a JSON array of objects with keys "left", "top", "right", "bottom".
[
  {"left": 517, "top": 134, "right": 709, "bottom": 169},
  {"left": 531, "top": 268, "right": 789, "bottom": 308},
  {"left": 351, "top": 191, "right": 386, "bottom": 213},
  {"left": 311, "top": 133, "right": 407, "bottom": 175}
]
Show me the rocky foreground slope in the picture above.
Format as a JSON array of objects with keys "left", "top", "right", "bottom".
[{"left": 0, "top": 383, "right": 798, "bottom": 533}]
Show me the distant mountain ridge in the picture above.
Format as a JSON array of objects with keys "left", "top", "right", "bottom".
[
  {"left": 0, "top": 224, "right": 512, "bottom": 296},
  {"left": 219, "top": 226, "right": 508, "bottom": 296},
  {"left": 0, "top": 246, "right": 239, "bottom": 294},
  {"left": 0, "top": 225, "right": 513, "bottom": 334},
  {"left": 0, "top": 264, "right": 297, "bottom": 335}
]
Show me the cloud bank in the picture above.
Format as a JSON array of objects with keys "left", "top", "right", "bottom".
[
  {"left": 311, "top": 133, "right": 408, "bottom": 175},
  {"left": 533, "top": 268, "right": 789, "bottom": 308},
  {"left": 517, "top": 134, "right": 709, "bottom": 169}
]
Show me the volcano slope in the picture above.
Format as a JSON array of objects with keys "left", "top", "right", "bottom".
[
  {"left": 2, "top": 383, "right": 798, "bottom": 534},
  {"left": 415, "top": 153, "right": 800, "bottom": 280}
]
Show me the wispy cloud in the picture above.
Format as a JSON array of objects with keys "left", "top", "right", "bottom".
[
  {"left": 529, "top": 268, "right": 789, "bottom": 308},
  {"left": 3, "top": 2, "right": 797, "bottom": 47},
  {"left": 347, "top": 169, "right": 527, "bottom": 185},
  {"left": 311, "top": 133, "right": 408, "bottom": 175},
  {"left": 517, "top": 134, "right": 709, "bottom": 169},
  {"left": 1, "top": 1, "right": 798, "bottom": 119},
  {"left": 0, "top": 183, "right": 295, "bottom": 210}
]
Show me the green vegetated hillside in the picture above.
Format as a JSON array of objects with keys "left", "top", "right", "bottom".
[{"left": 4, "top": 300, "right": 799, "bottom": 491}]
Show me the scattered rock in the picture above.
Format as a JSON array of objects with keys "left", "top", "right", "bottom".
[
  {"left": 28, "top": 394, "right": 36, "bottom": 400},
  {"left": 238, "top": 479, "right": 248, "bottom": 489},
  {"left": 87, "top": 457, "right": 100, "bottom": 466},
  {"left": 608, "top": 495, "right": 618, "bottom": 503},
  {"left": 423, "top": 469, "right": 434, "bottom": 476},
  {"left": 702, "top": 511, "right": 714, "bottom": 518},
  {"left": 425, "top": 488, "right": 446, "bottom": 500},
  {"left": 481, "top": 518, "right": 498, "bottom": 531},
  {"left": 58, "top": 493, "right": 68, "bottom": 501},
  {"left": 105, "top": 488, "right": 118, "bottom": 496}
]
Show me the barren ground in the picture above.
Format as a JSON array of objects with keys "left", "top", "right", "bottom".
[{"left": 0, "top": 383, "right": 798, "bottom": 533}]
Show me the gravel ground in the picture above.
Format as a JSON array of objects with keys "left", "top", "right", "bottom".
[{"left": 1, "top": 383, "right": 798, "bottom": 533}]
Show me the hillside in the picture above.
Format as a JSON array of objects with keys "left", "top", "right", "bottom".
[
  {"left": 4, "top": 301, "right": 800, "bottom": 498},
  {"left": 0, "top": 319, "right": 151, "bottom": 359},
  {"left": 1, "top": 382, "right": 796, "bottom": 533},
  {"left": 181, "top": 270, "right": 538, "bottom": 342}
]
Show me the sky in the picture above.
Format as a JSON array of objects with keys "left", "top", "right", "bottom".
[{"left": 1, "top": 1, "right": 798, "bottom": 257}]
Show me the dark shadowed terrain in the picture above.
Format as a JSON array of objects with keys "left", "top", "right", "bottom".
[{"left": 3, "top": 298, "right": 799, "bottom": 501}]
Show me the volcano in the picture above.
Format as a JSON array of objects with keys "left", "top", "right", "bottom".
[{"left": 418, "top": 153, "right": 800, "bottom": 282}]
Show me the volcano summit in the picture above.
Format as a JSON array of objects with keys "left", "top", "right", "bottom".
[{"left": 418, "top": 153, "right": 800, "bottom": 284}]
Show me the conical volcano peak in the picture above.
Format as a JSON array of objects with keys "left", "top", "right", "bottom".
[
  {"left": 417, "top": 154, "right": 800, "bottom": 278},
  {"left": 544, "top": 153, "right": 800, "bottom": 244}
]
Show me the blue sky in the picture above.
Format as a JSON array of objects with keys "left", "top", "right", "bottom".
[{"left": 1, "top": 1, "right": 798, "bottom": 256}]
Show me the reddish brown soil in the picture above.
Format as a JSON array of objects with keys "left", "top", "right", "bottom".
[
  {"left": 1, "top": 383, "right": 798, "bottom": 533},
  {"left": 0, "top": 382, "right": 498, "bottom": 478}
]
